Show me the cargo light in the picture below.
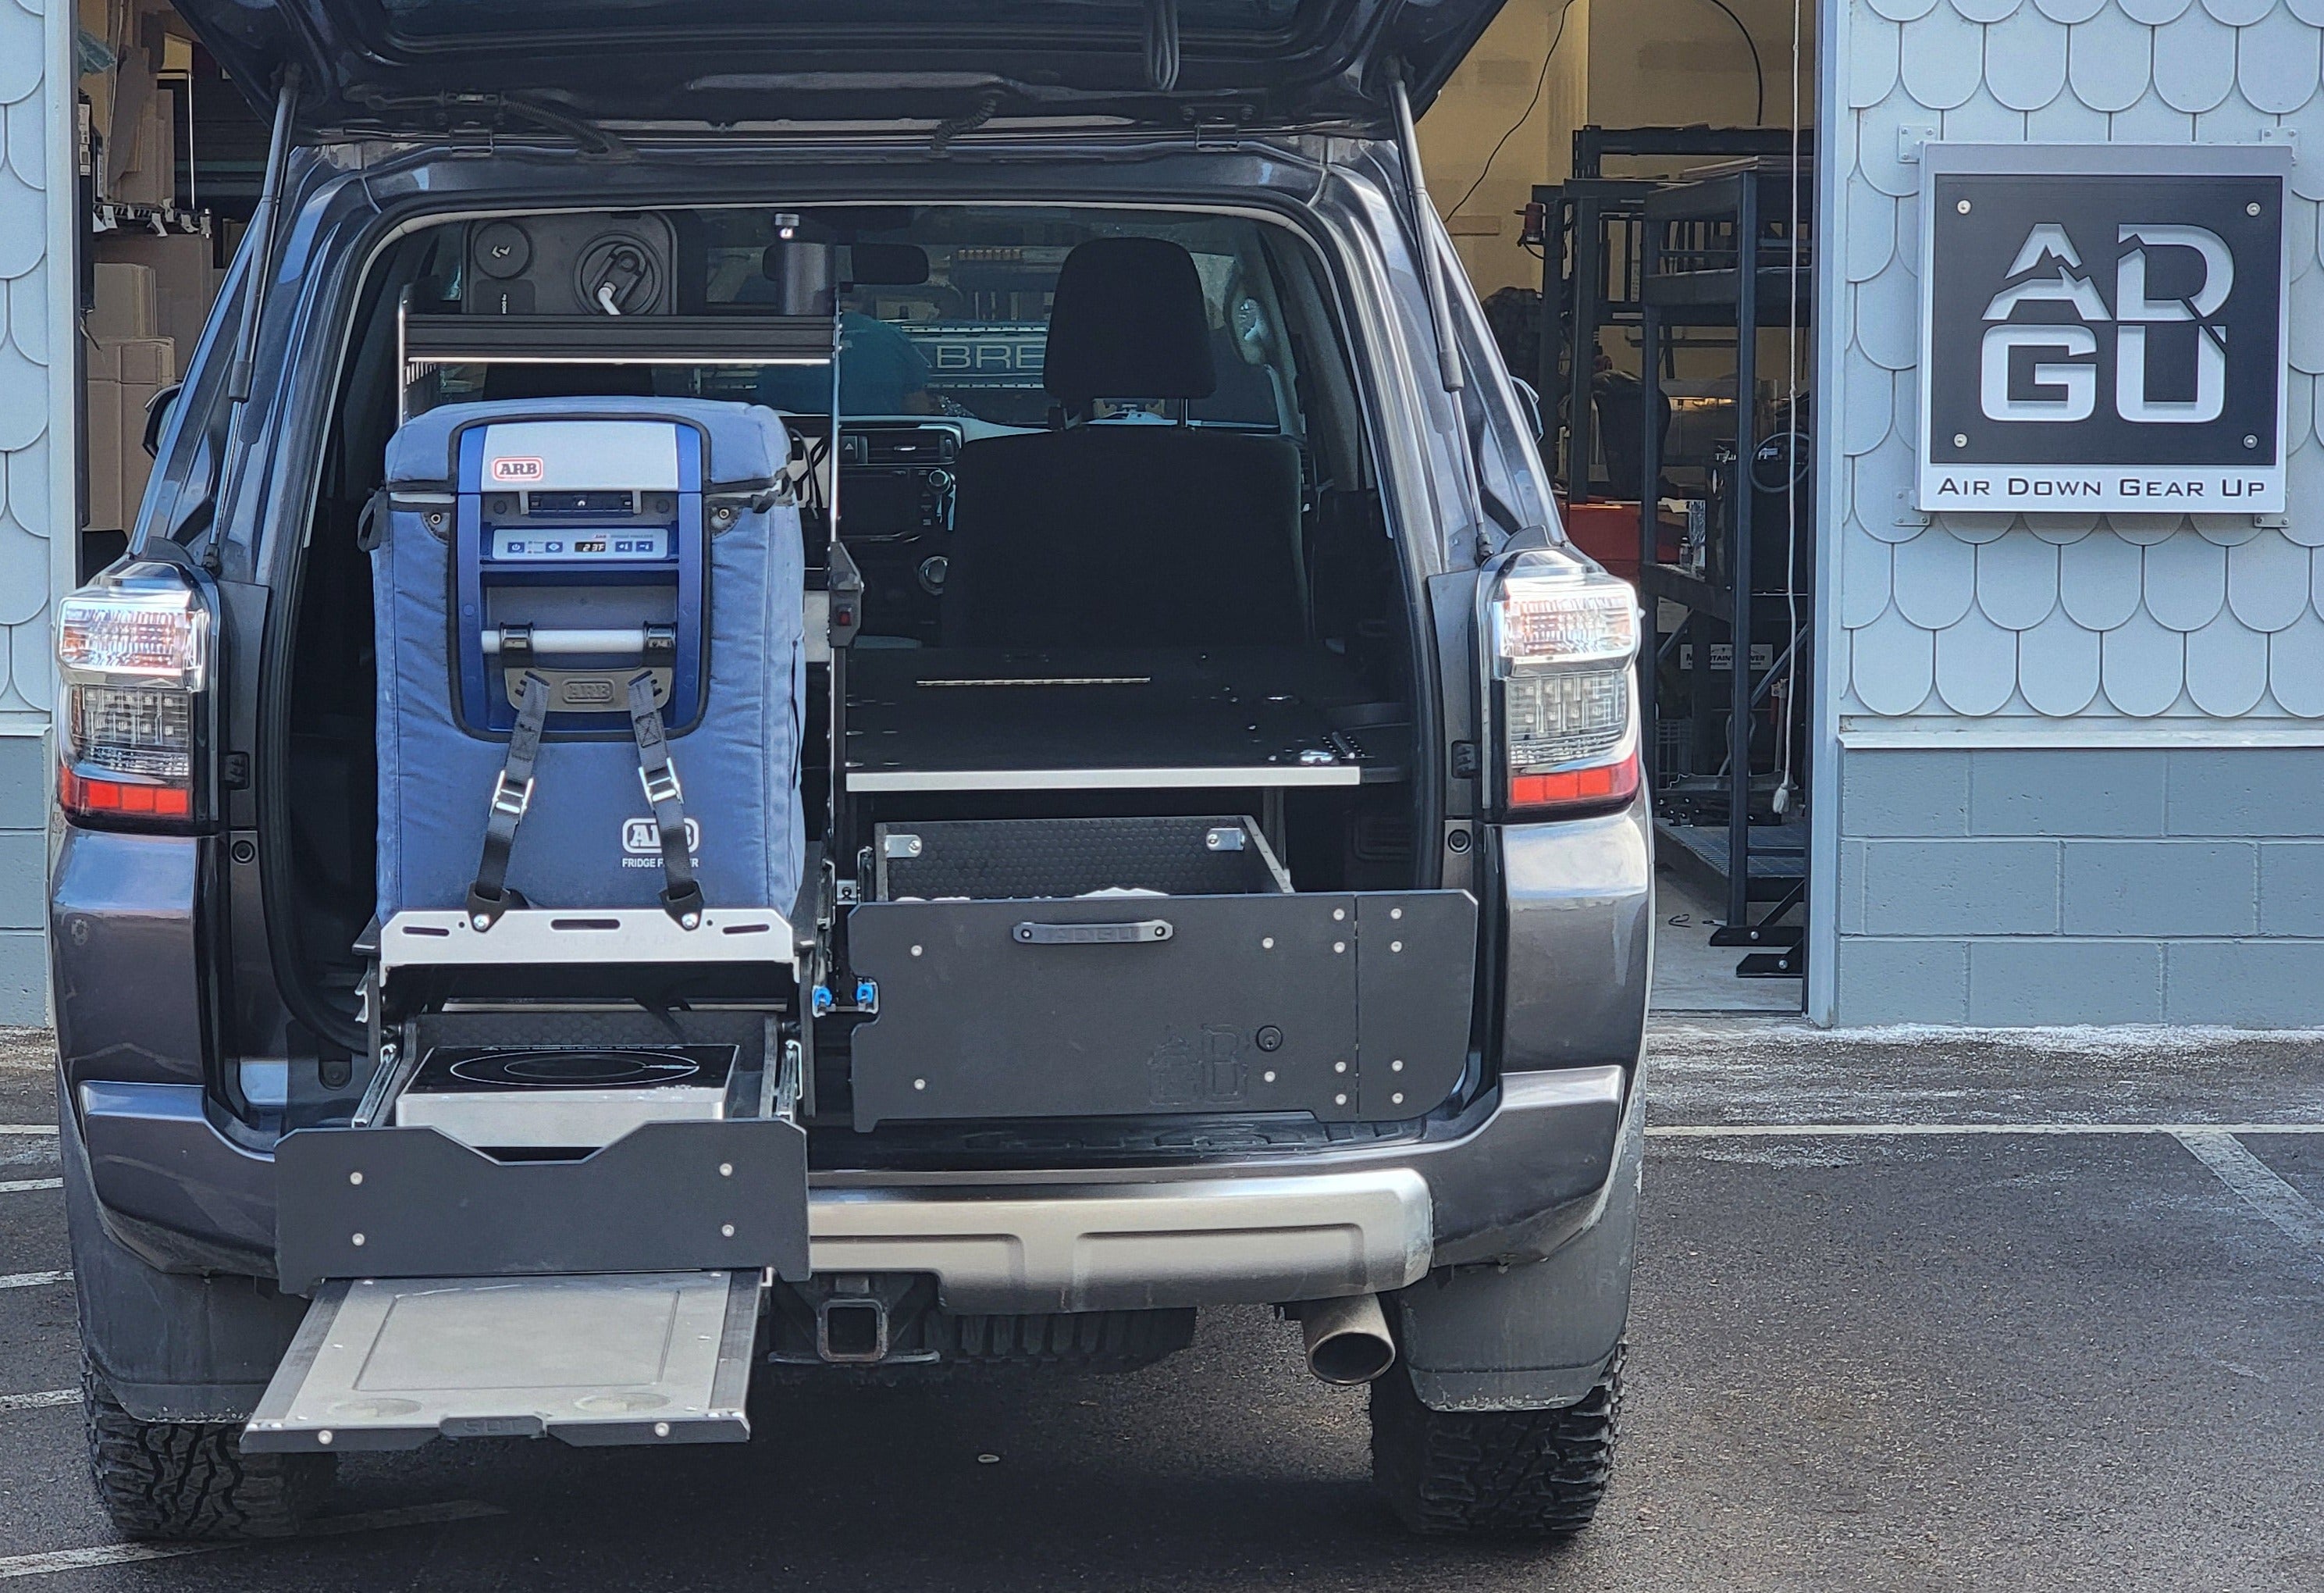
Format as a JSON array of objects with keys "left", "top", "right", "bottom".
[
  {"left": 55, "top": 565, "right": 212, "bottom": 831},
  {"left": 1482, "top": 547, "right": 1642, "bottom": 819}
]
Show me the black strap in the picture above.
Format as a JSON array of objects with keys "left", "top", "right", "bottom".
[
  {"left": 465, "top": 672, "right": 549, "bottom": 928},
  {"left": 627, "top": 671, "right": 704, "bottom": 926},
  {"left": 354, "top": 488, "right": 389, "bottom": 552}
]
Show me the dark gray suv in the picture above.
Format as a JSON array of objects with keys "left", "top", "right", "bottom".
[{"left": 52, "top": 0, "right": 1650, "bottom": 1545}]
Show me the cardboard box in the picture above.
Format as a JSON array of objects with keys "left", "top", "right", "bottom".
[
  {"left": 95, "top": 234, "right": 219, "bottom": 357},
  {"left": 111, "top": 74, "right": 175, "bottom": 209},
  {"left": 85, "top": 337, "right": 177, "bottom": 533},
  {"left": 105, "top": 41, "right": 155, "bottom": 201},
  {"left": 87, "top": 262, "right": 157, "bottom": 340}
]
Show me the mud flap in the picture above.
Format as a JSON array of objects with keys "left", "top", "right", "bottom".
[{"left": 1390, "top": 1081, "right": 1642, "bottom": 1411}]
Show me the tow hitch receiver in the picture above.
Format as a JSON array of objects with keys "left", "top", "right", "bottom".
[{"left": 244, "top": 1270, "right": 758, "bottom": 1452}]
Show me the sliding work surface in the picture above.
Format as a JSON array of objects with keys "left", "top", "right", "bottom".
[{"left": 842, "top": 647, "right": 1410, "bottom": 793}]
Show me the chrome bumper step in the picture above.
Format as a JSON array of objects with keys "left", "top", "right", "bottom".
[{"left": 243, "top": 1270, "right": 758, "bottom": 1452}]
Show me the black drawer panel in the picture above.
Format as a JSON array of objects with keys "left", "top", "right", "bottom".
[
  {"left": 275, "top": 1117, "right": 808, "bottom": 1292},
  {"left": 845, "top": 889, "right": 1475, "bottom": 1128}
]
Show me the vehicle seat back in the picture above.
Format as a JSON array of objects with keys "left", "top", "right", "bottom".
[{"left": 942, "top": 238, "right": 1303, "bottom": 649}]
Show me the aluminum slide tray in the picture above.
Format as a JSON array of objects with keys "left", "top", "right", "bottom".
[{"left": 243, "top": 1270, "right": 759, "bottom": 1452}]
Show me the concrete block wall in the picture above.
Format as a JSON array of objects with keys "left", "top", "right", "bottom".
[
  {"left": 0, "top": 738, "right": 41, "bottom": 1021},
  {"left": 1820, "top": 0, "right": 2324, "bottom": 1025},
  {"left": 1832, "top": 747, "right": 2324, "bottom": 1024}
]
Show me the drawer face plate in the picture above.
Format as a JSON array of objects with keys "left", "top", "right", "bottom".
[
  {"left": 845, "top": 889, "right": 1475, "bottom": 1128},
  {"left": 275, "top": 1117, "right": 808, "bottom": 1292}
]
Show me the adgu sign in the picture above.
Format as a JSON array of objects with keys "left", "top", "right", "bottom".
[{"left": 1916, "top": 144, "right": 2290, "bottom": 515}]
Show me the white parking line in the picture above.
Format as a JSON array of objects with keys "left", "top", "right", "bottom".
[
  {"left": 0, "top": 1128, "right": 56, "bottom": 1137},
  {"left": 2175, "top": 1130, "right": 2324, "bottom": 1255},
  {"left": 1648, "top": 1121, "right": 2324, "bottom": 1138},
  {"left": 0, "top": 1545, "right": 198, "bottom": 1580},
  {"left": 0, "top": 1499, "right": 505, "bottom": 1581},
  {"left": 1651, "top": 1118, "right": 2324, "bottom": 1255},
  {"left": 0, "top": 1272, "right": 69, "bottom": 1292},
  {"left": 0, "top": 1391, "right": 73, "bottom": 1414},
  {"left": 0, "top": 1180, "right": 59, "bottom": 1196}
]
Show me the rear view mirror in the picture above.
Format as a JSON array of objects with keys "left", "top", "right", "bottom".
[
  {"left": 142, "top": 383, "right": 183, "bottom": 459},
  {"left": 760, "top": 237, "right": 835, "bottom": 316},
  {"left": 844, "top": 243, "right": 930, "bottom": 287}
]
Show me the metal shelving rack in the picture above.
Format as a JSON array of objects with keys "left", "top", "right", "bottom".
[
  {"left": 1634, "top": 156, "right": 1813, "bottom": 977},
  {"left": 1533, "top": 127, "right": 1807, "bottom": 497},
  {"left": 1534, "top": 175, "right": 1657, "bottom": 497}
]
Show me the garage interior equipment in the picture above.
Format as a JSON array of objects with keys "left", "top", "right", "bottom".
[
  {"left": 76, "top": 0, "right": 269, "bottom": 582},
  {"left": 1529, "top": 129, "right": 1814, "bottom": 985},
  {"left": 1636, "top": 157, "right": 1814, "bottom": 979}
]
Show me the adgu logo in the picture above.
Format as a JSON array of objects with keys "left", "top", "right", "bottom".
[
  {"left": 1978, "top": 223, "right": 2232, "bottom": 426},
  {"left": 1916, "top": 148, "right": 2288, "bottom": 516}
]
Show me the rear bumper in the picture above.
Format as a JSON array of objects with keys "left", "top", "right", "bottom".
[
  {"left": 813, "top": 1169, "right": 1433, "bottom": 1312},
  {"left": 76, "top": 1064, "right": 1627, "bottom": 1307},
  {"left": 806, "top": 1065, "right": 1626, "bottom": 1310}
]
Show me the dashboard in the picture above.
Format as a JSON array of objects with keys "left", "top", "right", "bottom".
[
  {"left": 790, "top": 420, "right": 966, "bottom": 640},
  {"left": 834, "top": 423, "right": 959, "bottom": 545}
]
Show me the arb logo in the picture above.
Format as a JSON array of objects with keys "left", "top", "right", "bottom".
[
  {"left": 621, "top": 817, "right": 701, "bottom": 864},
  {"left": 489, "top": 456, "right": 546, "bottom": 483}
]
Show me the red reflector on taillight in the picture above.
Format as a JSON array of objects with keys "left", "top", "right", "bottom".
[
  {"left": 59, "top": 767, "right": 192, "bottom": 821},
  {"left": 1508, "top": 750, "right": 1641, "bottom": 814}
]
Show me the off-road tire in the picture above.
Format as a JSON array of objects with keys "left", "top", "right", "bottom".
[
  {"left": 82, "top": 1360, "right": 334, "bottom": 1541},
  {"left": 1368, "top": 1342, "right": 1623, "bottom": 1538}
]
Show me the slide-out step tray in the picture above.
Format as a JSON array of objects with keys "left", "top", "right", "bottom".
[{"left": 244, "top": 1270, "right": 757, "bottom": 1452}]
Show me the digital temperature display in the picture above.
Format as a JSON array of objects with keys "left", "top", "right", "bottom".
[{"left": 487, "top": 527, "right": 671, "bottom": 562}]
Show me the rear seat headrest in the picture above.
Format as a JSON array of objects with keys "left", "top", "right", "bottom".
[{"left": 1042, "top": 237, "right": 1217, "bottom": 408}]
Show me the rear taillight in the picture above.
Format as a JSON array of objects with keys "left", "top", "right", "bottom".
[
  {"left": 56, "top": 565, "right": 212, "bottom": 829},
  {"left": 1481, "top": 547, "right": 1641, "bottom": 818}
]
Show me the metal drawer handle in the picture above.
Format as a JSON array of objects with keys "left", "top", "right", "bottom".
[{"left": 1013, "top": 919, "right": 1174, "bottom": 946}]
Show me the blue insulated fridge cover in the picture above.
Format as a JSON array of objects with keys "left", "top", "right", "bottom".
[{"left": 374, "top": 397, "right": 805, "bottom": 921}]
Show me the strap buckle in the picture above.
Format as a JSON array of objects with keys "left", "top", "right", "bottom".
[
  {"left": 639, "top": 762, "right": 683, "bottom": 809},
  {"left": 489, "top": 771, "right": 535, "bottom": 820}
]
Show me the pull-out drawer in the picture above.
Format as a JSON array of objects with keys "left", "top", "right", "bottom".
[{"left": 845, "top": 818, "right": 1477, "bottom": 1128}]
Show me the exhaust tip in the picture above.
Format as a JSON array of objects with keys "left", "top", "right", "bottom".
[
  {"left": 1297, "top": 1294, "right": 1397, "bottom": 1386},
  {"left": 1308, "top": 1329, "right": 1397, "bottom": 1386}
]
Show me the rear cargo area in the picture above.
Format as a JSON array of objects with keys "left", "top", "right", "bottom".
[{"left": 265, "top": 200, "right": 1475, "bottom": 1149}]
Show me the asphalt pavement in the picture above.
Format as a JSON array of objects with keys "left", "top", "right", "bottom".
[{"left": 3, "top": 1020, "right": 2320, "bottom": 1591}]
